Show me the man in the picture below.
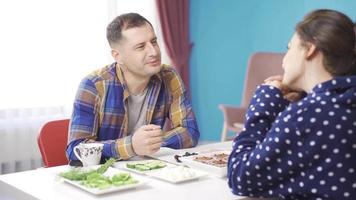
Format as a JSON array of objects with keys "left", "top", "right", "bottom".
[{"left": 66, "top": 13, "right": 199, "bottom": 162}]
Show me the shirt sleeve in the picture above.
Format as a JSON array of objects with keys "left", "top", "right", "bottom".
[
  {"left": 228, "top": 85, "right": 299, "bottom": 198},
  {"left": 161, "top": 70, "right": 200, "bottom": 149},
  {"left": 66, "top": 77, "right": 136, "bottom": 161}
]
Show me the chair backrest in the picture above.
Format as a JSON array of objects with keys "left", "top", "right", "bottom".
[
  {"left": 37, "top": 119, "right": 69, "bottom": 167},
  {"left": 240, "top": 52, "right": 285, "bottom": 107}
]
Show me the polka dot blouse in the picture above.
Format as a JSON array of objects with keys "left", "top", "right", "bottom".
[{"left": 227, "top": 76, "right": 356, "bottom": 200}]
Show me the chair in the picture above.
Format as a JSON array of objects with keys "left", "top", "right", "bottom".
[
  {"left": 37, "top": 119, "right": 70, "bottom": 167},
  {"left": 219, "top": 52, "right": 285, "bottom": 141}
]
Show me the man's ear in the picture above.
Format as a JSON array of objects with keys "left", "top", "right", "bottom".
[
  {"left": 305, "top": 43, "right": 317, "bottom": 60},
  {"left": 111, "top": 49, "right": 124, "bottom": 65},
  {"left": 111, "top": 49, "right": 119, "bottom": 60}
]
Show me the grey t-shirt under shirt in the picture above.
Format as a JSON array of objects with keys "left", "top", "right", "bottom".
[{"left": 127, "top": 89, "right": 149, "bottom": 134}]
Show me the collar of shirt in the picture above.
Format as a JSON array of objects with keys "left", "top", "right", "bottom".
[
  {"left": 114, "top": 62, "right": 163, "bottom": 101},
  {"left": 312, "top": 76, "right": 356, "bottom": 94}
]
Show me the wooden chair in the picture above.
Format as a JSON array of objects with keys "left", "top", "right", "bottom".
[{"left": 219, "top": 52, "right": 285, "bottom": 141}]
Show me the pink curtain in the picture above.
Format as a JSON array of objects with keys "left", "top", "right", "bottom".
[{"left": 156, "top": 0, "right": 192, "bottom": 91}]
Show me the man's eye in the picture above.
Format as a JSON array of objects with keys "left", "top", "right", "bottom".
[
  {"left": 136, "top": 45, "right": 144, "bottom": 50},
  {"left": 151, "top": 40, "right": 157, "bottom": 45}
]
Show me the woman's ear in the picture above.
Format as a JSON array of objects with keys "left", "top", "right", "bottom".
[{"left": 305, "top": 43, "right": 317, "bottom": 60}]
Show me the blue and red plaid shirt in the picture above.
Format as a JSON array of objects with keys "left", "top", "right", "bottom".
[{"left": 66, "top": 63, "right": 199, "bottom": 160}]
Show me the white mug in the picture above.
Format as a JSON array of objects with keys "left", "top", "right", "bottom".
[{"left": 73, "top": 143, "right": 104, "bottom": 166}]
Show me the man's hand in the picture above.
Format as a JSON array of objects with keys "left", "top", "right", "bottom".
[
  {"left": 132, "top": 124, "right": 163, "bottom": 156},
  {"left": 264, "top": 75, "right": 303, "bottom": 102}
]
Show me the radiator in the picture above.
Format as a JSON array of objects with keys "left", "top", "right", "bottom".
[{"left": 0, "top": 106, "right": 70, "bottom": 174}]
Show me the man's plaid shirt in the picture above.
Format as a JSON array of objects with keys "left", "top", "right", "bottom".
[{"left": 66, "top": 63, "right": 200, "bottom": 160}]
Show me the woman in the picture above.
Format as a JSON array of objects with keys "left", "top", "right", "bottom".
[{"left": 228, "top": 9, "right": 356, "bottom": 200}]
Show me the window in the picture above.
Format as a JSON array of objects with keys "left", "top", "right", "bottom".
[{"left": 0, "top": 0, "right": 169, "bottom": 110}]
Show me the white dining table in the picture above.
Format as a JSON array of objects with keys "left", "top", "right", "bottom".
[{"left": 0, "top": 141, "right": 268, "bottom": 200}]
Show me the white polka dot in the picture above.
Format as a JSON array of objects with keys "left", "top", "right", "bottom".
[
  {"left": 329, "top": 134, "right": 335, "bottom": 140},
  {"left": 311, "top": 188, "right": 317, "bottom": 193},
  {"left": 319, "top": 180, "right": 326, "bottom": 185},
  {"left": 332, "top": 80, "right": 337, "bottom": 85},
  {"left": 328, "top": 172, "right": 334, "bottom": 177},
  {"left": 323, "top": 120, "right": 329, "bottom": 126},
  {"left": 310, "top": 141, "right": 316, "bottom": 146},
  {"left": 336, "top": 124, "right": 342, "bottom": 129},
  {"left": 340, "top": 177, "right": 346, "bottom": 182},
  {"left": 299, "top": 182, "right": 304, "bottom": 187},
  {"left": 310, "top": 118, "right": 316, "bottom": 123},
  {"left": 328, "top": 111, "right": 335, "bottom": 116},
  {"left": 315, "top": 108, "right": 321, "bottom": 113},
  {"left": 331, "top": 186, "right": 337, "bottom": 191},
  {"left": 316, "top": 131, "right": 323, "bottom": 136},
  {"left": 333, "top": 148, "right": 339, "bottom": 154},
  {"left": 344, "top": 192, "right": 350, "bottom": 197},
  {"left": 284, "top": 128, "right": 290, "bottom": 133}
]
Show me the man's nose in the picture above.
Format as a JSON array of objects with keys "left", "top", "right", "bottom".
[{"left": 147, "top": 43, "right": 159, "bottom": 56}]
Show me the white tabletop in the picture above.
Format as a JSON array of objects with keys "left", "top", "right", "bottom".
[{"left": 0, "top": 142, "right": 262, "bottom": 200}]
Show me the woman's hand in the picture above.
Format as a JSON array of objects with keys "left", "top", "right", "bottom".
[{"left": 264, "top": 75, "right": 304, "bottom": 102}]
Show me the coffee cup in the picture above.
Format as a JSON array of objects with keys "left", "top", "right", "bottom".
[{"left": 73, "top": 142, "right": 104, "bottom": 167}]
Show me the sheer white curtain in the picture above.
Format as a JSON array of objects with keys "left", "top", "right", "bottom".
[
  {"left": 0, "top": 0, "right": 168, "bottom": 174},
  {"left": 0, "top": 0, "right": 109, "bottom": 174}
]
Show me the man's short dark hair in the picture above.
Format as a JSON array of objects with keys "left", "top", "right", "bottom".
[{"left": 106, "top": 13, "right": 153, "bottom": 47}]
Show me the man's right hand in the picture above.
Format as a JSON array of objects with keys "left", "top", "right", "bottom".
[{"left": 131, "top": 124, "right": 163, "bottom": 156}]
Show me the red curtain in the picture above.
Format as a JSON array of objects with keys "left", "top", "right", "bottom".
[{"left": 156, "top": 0, "right": 192, "bottom": 91}]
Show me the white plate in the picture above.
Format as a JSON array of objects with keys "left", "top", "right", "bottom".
[
  {"left": 116, "top": 159, "right": 176, "bottom": 175},
  {"left": 179, "top": 150, "right": 230, "bottom": 177},
  {"left": 147, "top": 166, "right": 208, "bottom": 183},
  {"left": 61, "top": 167, "right": 148, "bottom": 195}
]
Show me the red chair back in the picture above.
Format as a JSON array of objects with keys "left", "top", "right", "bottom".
[{"left": 37, "top": 119, "right": 69, "bottom": 167}]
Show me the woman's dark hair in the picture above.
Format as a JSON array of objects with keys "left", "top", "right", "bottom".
[
  {"left": 296, "top": 9, "right": 356, "bottom": 76},
  {"left": 106, "top": 13, "right": 153, "bottom": 47}
]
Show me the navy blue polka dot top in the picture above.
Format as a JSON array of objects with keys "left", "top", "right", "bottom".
[{"left": 228, "top": 76, "right": 356, "bottom": 200}]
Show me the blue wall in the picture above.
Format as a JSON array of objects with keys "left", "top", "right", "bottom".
[{"left": 189, "top": 0, "right": 356, "bottom": 141}]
